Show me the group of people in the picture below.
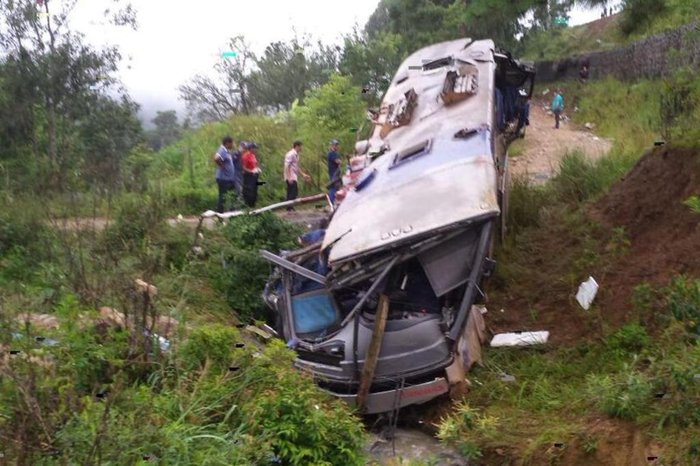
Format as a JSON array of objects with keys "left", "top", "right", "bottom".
[
  {"left": 214, "top": 136, "right": 263, "bottom": 212},
  {"left": 214, "top": 136, "right": 344, "bottom": 213}
]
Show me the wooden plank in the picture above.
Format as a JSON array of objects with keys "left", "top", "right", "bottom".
[{"left": 356, "top": 294, "right": 390, "bottom": 413}]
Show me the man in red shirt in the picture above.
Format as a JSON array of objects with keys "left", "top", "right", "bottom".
[{"left": 242, "top": 142, "right": 262, "bottom": 207}]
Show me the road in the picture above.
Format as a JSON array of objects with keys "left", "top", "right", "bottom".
[{"left": 509, "top": 99, "right": 612, "bottom": 183}]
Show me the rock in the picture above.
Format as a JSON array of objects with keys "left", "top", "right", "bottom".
[
  {"left": 366, "top": 428, "right": 467, "bottom": 466},
  {"left": 542, "top": 88, "right": 550, "bottom": 96},
  {"left": 546, "top": 110, "right": 553, "bottom": 116},
  {"left": 584, "top": 122, "right": 596, "bottom": 130},
  {"left": 15, "top": 313, "right": 60, "bottom": 330},
  {"left": 191, "top": 246, "right": 204, "bottom": 256},
  {"left": 99, "top": 307, "right": 129, "bottom": 329},
  {"left": 135, "top": 279, "right": 158, "bottom": 298},
  {"left": 149, "top": 315, "right": 179, "bottom": 337}
]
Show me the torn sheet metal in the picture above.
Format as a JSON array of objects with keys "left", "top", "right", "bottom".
[
  {"left": 576, "top": 276, "right": 599, "bottom": 310},
  {"left": 490, "top": 331, "right": 549, "bottom": 347}
]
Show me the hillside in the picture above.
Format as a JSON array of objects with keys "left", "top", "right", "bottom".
[{"left": 521, "top": 0, "right": 700, "bottom": 61}]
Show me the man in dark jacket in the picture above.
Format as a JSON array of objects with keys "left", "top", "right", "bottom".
[{"left": 327, "top": 139, "right": 342, "bottom": 205}]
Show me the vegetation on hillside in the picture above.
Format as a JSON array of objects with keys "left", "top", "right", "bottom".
[{"left": 521, "top": 0, "right": 700, "bottom": 60}]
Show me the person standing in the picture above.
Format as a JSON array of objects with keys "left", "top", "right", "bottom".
[
  {"left": 283, "top": 140, "right": 311, "bottom": 211},
  {"left": 241, "top": 142, "right": 261, "bottom": 208},
  {"left": 515, "top": 90, "right": 530, "bottom": 138},
  {"left": 551, "top": 90, "right": 564, "bottom": 129},
  {"left": 214, "top": 135, "right": 237, "bottom": 213},
  {"left": 326, "top": 139, "right": 342, "bottom": 205},
  {"left": 232, "top": 140, "right": 246, "bottom": 198}
]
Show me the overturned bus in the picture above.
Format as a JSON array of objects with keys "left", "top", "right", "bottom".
[{"left": 261, "top": 38, "right": 535, "bottom": 414}]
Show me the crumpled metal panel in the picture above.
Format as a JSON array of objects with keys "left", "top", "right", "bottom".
[{"left": 323, "top": 38, "right": 499, "bottom": 264}]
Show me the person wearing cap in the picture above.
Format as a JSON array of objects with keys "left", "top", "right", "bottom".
[
  {"left": 214, "top": 135, "right": 237, "bottom": 213},
  {"left": 327, "top": 139, "right": 342, "bottom": 205},
  {"left": 242, "top": 142, "right": 262, "bottom": 207},
  {"left": 283, "top": 140, "right": 311, "bottom": 211}
]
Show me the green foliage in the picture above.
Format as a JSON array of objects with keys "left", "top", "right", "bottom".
[
  {"left": 293, "top": 74, "right": 367, "bottom": 190},
  {"left": 620, "top": 0, "right": 668, "bottom": 35},
  {"left": 180, "top": 324, "right": 240, "bottom": 371},
  {"left": 0, "top": 196, "right": 53, "bottom": 284},
  {"left": 586, "top": 362, "right": 653, "bottom": 420},
  {"left": 105, "top": 193, "right": 166, "bottom": 249},
  {"left": 211, "top": 213, "right": 300, "bottom": 321},
  {"left": 664, "top": 276, "right": 700, "bottom": 335},
  {"left": 685, "top": 195, "right": 700, "bottom": 215},
  {"left": 437, "top": 402, "right": 499, "bottom": 460},
  {"left": 607, "top": 323, "right": 650, "bottom": 354},
  {"left": 506, "top": 176, "right": 549, "bottom": 235},
  {"left": 243, "top": 341, "right": 365, "bottom": 466},
  {"left": 660, "top": 33, "right": 700, "bottom": 146},
  {"left": 340, "top": 31, "right": 406, "bottom": 103}
]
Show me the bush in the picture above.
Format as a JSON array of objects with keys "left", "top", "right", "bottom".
[
  {"left": 210, "top": 213, "right": 301, "bottom": 321},
  {"left": 607, "top": 323, "right": 650, "bottom": 354},
  {"left": 621, "top": 0, "right": 667, "bottom": 35},
  {"left": 180, "top": 324, "right": 240, "bottom": 371},
  {"left": 665, "top": 276, "right": 700, "bottom": 335},
  {"left": 105, "top": 193, "right": 166, "bottom": 248},
  {"left": 242, "top": 341, "right": 366, "bottom": 466},
  {"left": 436, "top": 402, "right": 499, "bottom": 460},
  {"left": 0, "top": 197, "right": 53, "bottom": 283},
  {"left": 586, "top": 364, "right": 653, "bottom": 420},
  {"left": 507, "top": 176, "right": 549, "bottom": 235}
]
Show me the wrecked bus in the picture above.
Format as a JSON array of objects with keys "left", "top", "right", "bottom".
[{"left": 261, "top": 38, "right": 535, "bottom": 414}]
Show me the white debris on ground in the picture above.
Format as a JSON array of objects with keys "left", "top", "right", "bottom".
[
  {"left": 490, "top": 331, "right": 550, "bottom": 347},
  {"left": 576, "top": 276, "right": 599, "bottom": 310}
]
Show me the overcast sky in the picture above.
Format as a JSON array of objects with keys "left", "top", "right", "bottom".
[{"left": 70, "top": 0, "right": 622, "bottom": 125}]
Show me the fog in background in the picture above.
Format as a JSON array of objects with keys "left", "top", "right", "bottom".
[{"left": 71, "top": 0, "right": 623, "bottom": 127}]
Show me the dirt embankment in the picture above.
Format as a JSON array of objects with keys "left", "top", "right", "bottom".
[
  {"left": 491, "top": 146, "right": 700, "bottom": 345},
  {"left": 594, "top": 146, "right": 700, "bottom": 322}
]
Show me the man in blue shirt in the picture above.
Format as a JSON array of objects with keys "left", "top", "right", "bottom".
[
  {"left": 326, "top": 139, "right": 342, "bottom": 205},
  {"left": 214, "top": 135, "right": 237, "bottom": 213}
]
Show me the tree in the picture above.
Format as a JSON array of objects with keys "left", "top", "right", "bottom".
[
  {"left": 181, "top": 35, "right": 339, "bottom": 120},
  {"left": 340, "top": 30, "right": 405, "bottom": 104},
  {"left": 179, "top": 36, "right": 256, "bottom": 123},
  {"left": 148, "top": 110, "right": 181, "bottom": 150},
  {"left": 292, "top": 74, "right": 367, "bottom": 190},
  {"left": 0, "top": 0, "right": 139, "bottom": 190}
]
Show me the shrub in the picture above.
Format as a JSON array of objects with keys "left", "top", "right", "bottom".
[
  {"left": 665, "top": 276, "right": 700, "bottom": 335},
  {"left": 210, "top": 213, "right": 301, "bottom": 321},
  {"left": 436, "top": 402, "right": 499, "bottom": 460},
  {"left": 607, "top": 323, "right": 650, "bottom": 354},
  {"left": 684, "top": 195, "right": 700, "bottom": 215},
  {"left": 242, "top": 341, "right": 366, "bottom": 466},
  {"left": 507, "top": 176, "right": 549, "bottom": 235},
  {"left": 620, "top": 0, "right": 668, "bottom": 35},
  {"left": 180, "top": 324, "right": 240, "bottom": 371},
  {"left": 105, "top": 192, "right": 166, "bottom": 249},
  {"left": 586, "top": 363, "right": 653, "bottom": 420},
  {"left": 0, "top": 197, "right": 53, "bottom": 283}
]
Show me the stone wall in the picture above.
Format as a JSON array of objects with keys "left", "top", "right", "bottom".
[{"left": 535, "top": 22, "right": 700, "bottom": 82}]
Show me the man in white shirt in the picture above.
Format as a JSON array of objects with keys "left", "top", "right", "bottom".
[{"left": 283, "top": 140, "right": 311, "bottom": 210}]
